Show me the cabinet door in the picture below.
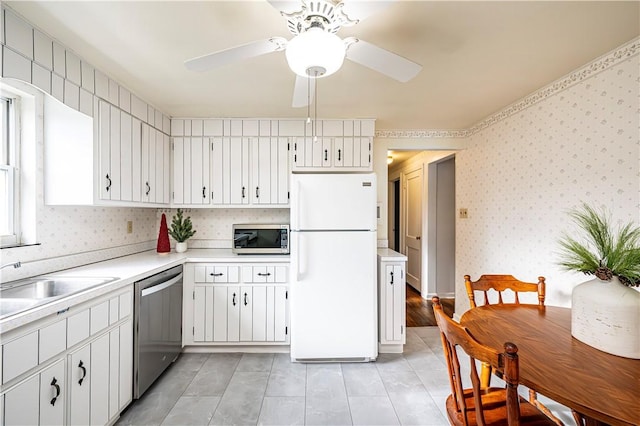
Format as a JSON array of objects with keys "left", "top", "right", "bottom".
[
  {"left": 109, "top": 105, "right": 121, "bottom": 200},
  {"left": 359, "top": 137, "right": 372, "bottom": 169},
  {"left": 90, "top": 334, "right": 110, "bottom": 426},
  {"left": 69, "top": 344, "right": 91, "bottom": 426},
  {"left": 292, "top": 137, "right": 305, "bottom": 168},
  {"left": 227, "top": 286, "right": 240, "bottom": 342},
  {"left": 154, "top": 129, "right": 165, "bottom": 203},
  {"left": 172, "top": 137, "right": 186, "bottom": 204},
  {"left": 39, "top": 359, "right": 65, "bottom": 426},
  {"left": 252, "top": 286, "right": 267, "bottom": 342},
  {"left": 273, "top": 286, "right": 288, "bottom": 342},
  {"left": 3, "top": 374, "right": 39, "bottom": 425},
  {"left": 229, "top": 137, "right": 249, "bottom": 204},
  {"left": 213, "top": 286, "right": 228, "bottom": 342},
  {"left": 193, "top": 285, "right": 206, "bottom": 342},
  {"left": 190, "top": 138, "right": 210, "bottom": 205},
  {"left": 163, "top": 133, "right": 171, "bottom": 204},
  {"left": 210, "top": 137, "right": 224, "bottom": 204},
  {"left": 384, "top": 264, "right": 404, "bottom": 343},
  {"left": 322, "top": 137, "right": 332, "bottom": 167},
  {"left": 240, "top": 286, "right": 253, "bottom": 341},
  {"left": 109, "top": 327, "right": 120, "bottom": 420},
  {"left": 141, "top": 123, "right": 154, "bottom": 203},
  {"left": 98, "top": 100, "right": 111, "bottom": 200},
  {"left": 131, "top": 118, "right": 142, "bottom": 202},
  {"left": 251, "top": 137, "right": 272, "bottom": 204},
  {"left": 276, "top": 137, "right": 290, "bottom": 204},
  {"left": 120, "top": 112, "right": 133, "bottom": 201},
  {"left": 173, "top": 137, "right": 210, "bottom": 205},
  {"left": 333, "top": 137, "right": 344, "bottom": 167},
  {"left": 119, "top": 320, "right": 133, "bottom": 410}
]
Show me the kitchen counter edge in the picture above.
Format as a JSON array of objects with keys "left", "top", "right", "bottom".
[{"left": 1, "top": 249, "right": 290, "bottom": 333}]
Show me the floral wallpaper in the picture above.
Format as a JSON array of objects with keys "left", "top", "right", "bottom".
[{"left": 455, "top": 50, "right": 639, "bottom": 311}]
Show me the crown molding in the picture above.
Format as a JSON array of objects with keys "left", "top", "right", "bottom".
[{"left": 375, "top": 37, "right": 639, "bottom": 139}]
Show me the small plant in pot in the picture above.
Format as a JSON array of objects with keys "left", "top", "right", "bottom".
[
  {"left": 557, "top": 203, "right": 640, "bottom": 358},
  {"left": 169, "top": 209, "right": 196, "bottom": 253}
]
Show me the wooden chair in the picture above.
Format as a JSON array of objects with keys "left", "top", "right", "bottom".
[
  {"left": 464, "top": 275, "right": 563, "bottom": 425},
  {"left": 464, "top": 274, "right": 546, "bottom": 308},
  {"left": 432, "top": 296, "right": 557, "bottom": 426}
]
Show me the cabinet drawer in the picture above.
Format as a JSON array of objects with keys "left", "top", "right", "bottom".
[
  {"left": 39, "top": 318, "right": 67, "bottom": 363},
  {"left": 195, "top": 265, "right": 239, "bottom": 283},
  {"left": 2, "top": 331, "right": 38, "bottom": 384},
  {"left": 90, "top": 300, "right": 110, "bottom": 335},
  {"left": 67, "top": 309, "right": 90, "bottom": 348}
]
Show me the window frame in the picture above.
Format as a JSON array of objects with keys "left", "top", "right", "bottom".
[{"left": 1, "top": 93, "right": 21, "bottom": 247}]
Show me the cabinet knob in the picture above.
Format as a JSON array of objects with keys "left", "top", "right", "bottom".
[
  {"left": 50, "top": 377, "right": 61, "bottom": 406},
  {"left": 242, "top": 186, "right": 246, "bottom": 198},
  {"left": 145, "top": 182, "right": 151, "bottom": 196},
  {"left": 390, "top": 271, "right": 394, "bottom": 285},
  {"left": 324, "top": 149, "right": 328, "bottom": 161},
  {"left": 210, "top": 272, "right": 224, "bottom": 277},
  {"left": 244, "top": 292, "right": 248, "bottom": 306},
  {"left": 416, "top": 236, "right": 421, "bottom": 240},
  {"left": 202, "top": 186, "right": 206, "bottom": 199},
  {"left": 232, "top": 293, "right": 237, "bottom": 306},
  {"left": 257, "top": 272, "right": 271, "bottom": 277},
  {"left": 105, "top": 174, "right": 112, "bottom": 192},
  {"left": 338, "top": 149, "right": 341, "bottom": 161},
  {"left": 256, "top": 187, "right": 260, "bottom": 199}
]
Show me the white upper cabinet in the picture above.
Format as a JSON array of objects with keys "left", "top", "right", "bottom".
[{"left": 291, "top": 119, "right": 374, "bottom": 171}]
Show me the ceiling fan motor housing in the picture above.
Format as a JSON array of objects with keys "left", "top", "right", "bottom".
[{"left": 284, "top": 0, "right": 357, "bottom": 35}]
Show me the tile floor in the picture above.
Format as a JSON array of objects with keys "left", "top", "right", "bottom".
[{"left": 116, "top": 327, "right": 573, "bottom": 426}]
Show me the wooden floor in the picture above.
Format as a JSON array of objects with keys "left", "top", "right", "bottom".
[{"left": 406, "top": 284, "right": 455, "bottom": 327}]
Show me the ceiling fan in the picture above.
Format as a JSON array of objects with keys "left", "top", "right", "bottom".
[{"left": 184, "top": 0, "right": 422, "bottom": 107}]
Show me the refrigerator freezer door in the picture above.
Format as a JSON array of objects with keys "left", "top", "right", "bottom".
[
  {"left": 291, "top": 173, "right": 377, "bottom": 231},
  {"left": 290, "top": 230, "right": 377, "bottom": 361}
]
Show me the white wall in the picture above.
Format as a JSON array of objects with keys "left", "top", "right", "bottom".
[{"left": 455, "top": 44, "right": 639, "bottom": 312}]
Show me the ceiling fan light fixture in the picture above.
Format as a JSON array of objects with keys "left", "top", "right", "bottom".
[{"left": 285, "top": 27, "right": 346, "bottom": 78}]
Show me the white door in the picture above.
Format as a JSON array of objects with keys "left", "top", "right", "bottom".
[
  {"left": 384, "top": 265, "right": 404, "bottom": 343},
  {"left": 291, "top": 173, "right": 377, "bottom": 230},
  {"left": 404, "top": 168, "right": 422, "bottom": 292},
  {"left": 290, "top": 231, "right": 377, "bottom": 360},
  {"left": 4, "top": 374, "right": 39, "bottom": 425},
  {"left": 69, "top": 344, "right": 91, "bottom": 426},
  {"left": 90, "top": 334, "right": 110, "bottom": 426}
]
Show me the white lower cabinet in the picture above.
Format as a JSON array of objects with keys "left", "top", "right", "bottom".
[
  {"left": 377, "top": 249, "right": 408, "bottom": 353},
  {"left": 1, "top": 287, "right": 133, "bottom": 426},
  {"left": 186, "top": 263, "right": 289, "bottom": 346}
]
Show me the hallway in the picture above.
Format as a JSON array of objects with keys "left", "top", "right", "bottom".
[{"left": 405, "top": 285, "right": 454, "bottom": 327}]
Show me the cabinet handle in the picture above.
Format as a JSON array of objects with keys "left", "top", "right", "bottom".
[
  {"left": 209, "top": 272, "right": 224, "bottom": 277},
  {"left": 256, "top": 187, "right": 259, "bottom": 198},
  {"left": 50, "top": 377, "right": 61, "bottom": 406},
  {"left": 244, "top": 292, "right": 248, "bottom": 306},
  {"left": 145, "top": 182, "right": 151, "bottom": 196},
  {"left": 416, "top": 236, "right": 421, "bottom": 240},
  {"left": 232, "top": 293, "right": 236, "bottom": 306},
  {"left": 202, "top": 186, "right": 206, "bottom": 199},
  {"left": 257, "top": 272, "right": 271, "bottom": 277},
  {"left": 390, "top": 271, "right": 394, "bottom": 285},
  {"left": 324, "top": 149, "right": 328, "bottom": 161},
  {"left": 105, "top": 174, "right": 112, "bottom": 192},
  {"left": 338, "top": 149, "right": 341, "bottom": 161},
  {"left": 242, "top": 186, "right": 246, "bottom": 198},
  {"left": 78, "top": 360, "right": 87, "bottom": 386}
]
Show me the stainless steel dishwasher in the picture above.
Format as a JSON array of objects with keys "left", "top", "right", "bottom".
[{"left": 133, "top": 264, "right": 183, "bottom": 398}]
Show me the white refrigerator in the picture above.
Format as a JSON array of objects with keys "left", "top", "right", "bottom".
[{"left": 290, "top": 173, "right": 378, "bottom": 361}]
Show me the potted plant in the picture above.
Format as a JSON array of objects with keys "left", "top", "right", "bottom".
[
  {"left": 557, "top": 203, "right": 640, "bottom": 358},
  {"left": 168, "top": 209, "right": 196, "bottom": 253}
]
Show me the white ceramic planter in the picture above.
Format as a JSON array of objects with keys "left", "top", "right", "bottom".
[
  {"left": 175, "top": 242, "right": 188, "bottom": 253},
  {"left": 571, "top": 276, "right": 640, "bottom": 359}
]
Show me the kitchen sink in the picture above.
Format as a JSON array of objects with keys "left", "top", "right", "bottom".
[{"left": 0, "top": 276, "right": 119, "bottom": 319}]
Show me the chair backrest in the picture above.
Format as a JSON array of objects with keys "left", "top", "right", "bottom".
[
  {"left": 432, "top": 296, "right": 521, "bottom": 426},
  {"left": 464, "top": 274, "right": 546, "bottom": 308}
]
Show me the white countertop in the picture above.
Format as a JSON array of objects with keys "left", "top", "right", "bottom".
[
  {"left": 1, "top": 249, "right": 289, "bottom": 333},
  {"left": 377, "top": 248, "right": 407, "bottom": 261}
]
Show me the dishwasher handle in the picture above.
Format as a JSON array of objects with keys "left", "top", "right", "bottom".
[{"left": 141, "top": 273, "right": 183, "bottom": 297}]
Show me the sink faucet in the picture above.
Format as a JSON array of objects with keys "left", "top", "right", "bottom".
[{"left": 0, "top": 261, "right": 21, "bottom": 270}]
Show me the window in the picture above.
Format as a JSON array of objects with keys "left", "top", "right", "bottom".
[{"left": 1, "top": 94, "right": 20, "bottom": 246}]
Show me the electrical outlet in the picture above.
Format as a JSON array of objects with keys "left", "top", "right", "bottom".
[
  {"left": 127, "top": 221, "right": 133, "bottom": 234},
  {"left": 459, "top": 208, "right": 469, "bottom": 219}
]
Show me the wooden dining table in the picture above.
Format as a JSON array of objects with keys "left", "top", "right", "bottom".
[{"left": 460, "top": 304, "right": 640, "bottom": 426}]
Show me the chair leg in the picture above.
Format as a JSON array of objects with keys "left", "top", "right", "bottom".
[
  {"left": 572, "top": 410, "right": 585, "bottom": 426},
  {"left": 529, "top": 389, "right": 564, "bottom": 426}
]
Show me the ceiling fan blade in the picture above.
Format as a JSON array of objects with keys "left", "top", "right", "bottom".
[
  {"left": 266, "top": 0, "right": 302, "bottom": 14},
  {"left": 292, "top": 75, "right": 315, "bottom": 108},
  {"left": 341, "top": 0, "right": 396, "bottom": 22},
  {"left": 345, "top": 39, "right": 422, "bottom": 82},
  {"left": 184, "top": 38, "right": 286, "bottom": 72}
]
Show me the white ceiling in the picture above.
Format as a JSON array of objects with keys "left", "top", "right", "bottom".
[{"left": 5, "top": 1, "right": 639, "bottom": 130}]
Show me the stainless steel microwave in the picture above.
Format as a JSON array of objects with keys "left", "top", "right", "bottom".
[{"left": 232, "top": 224, "right": 289, "bottom": 255}]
